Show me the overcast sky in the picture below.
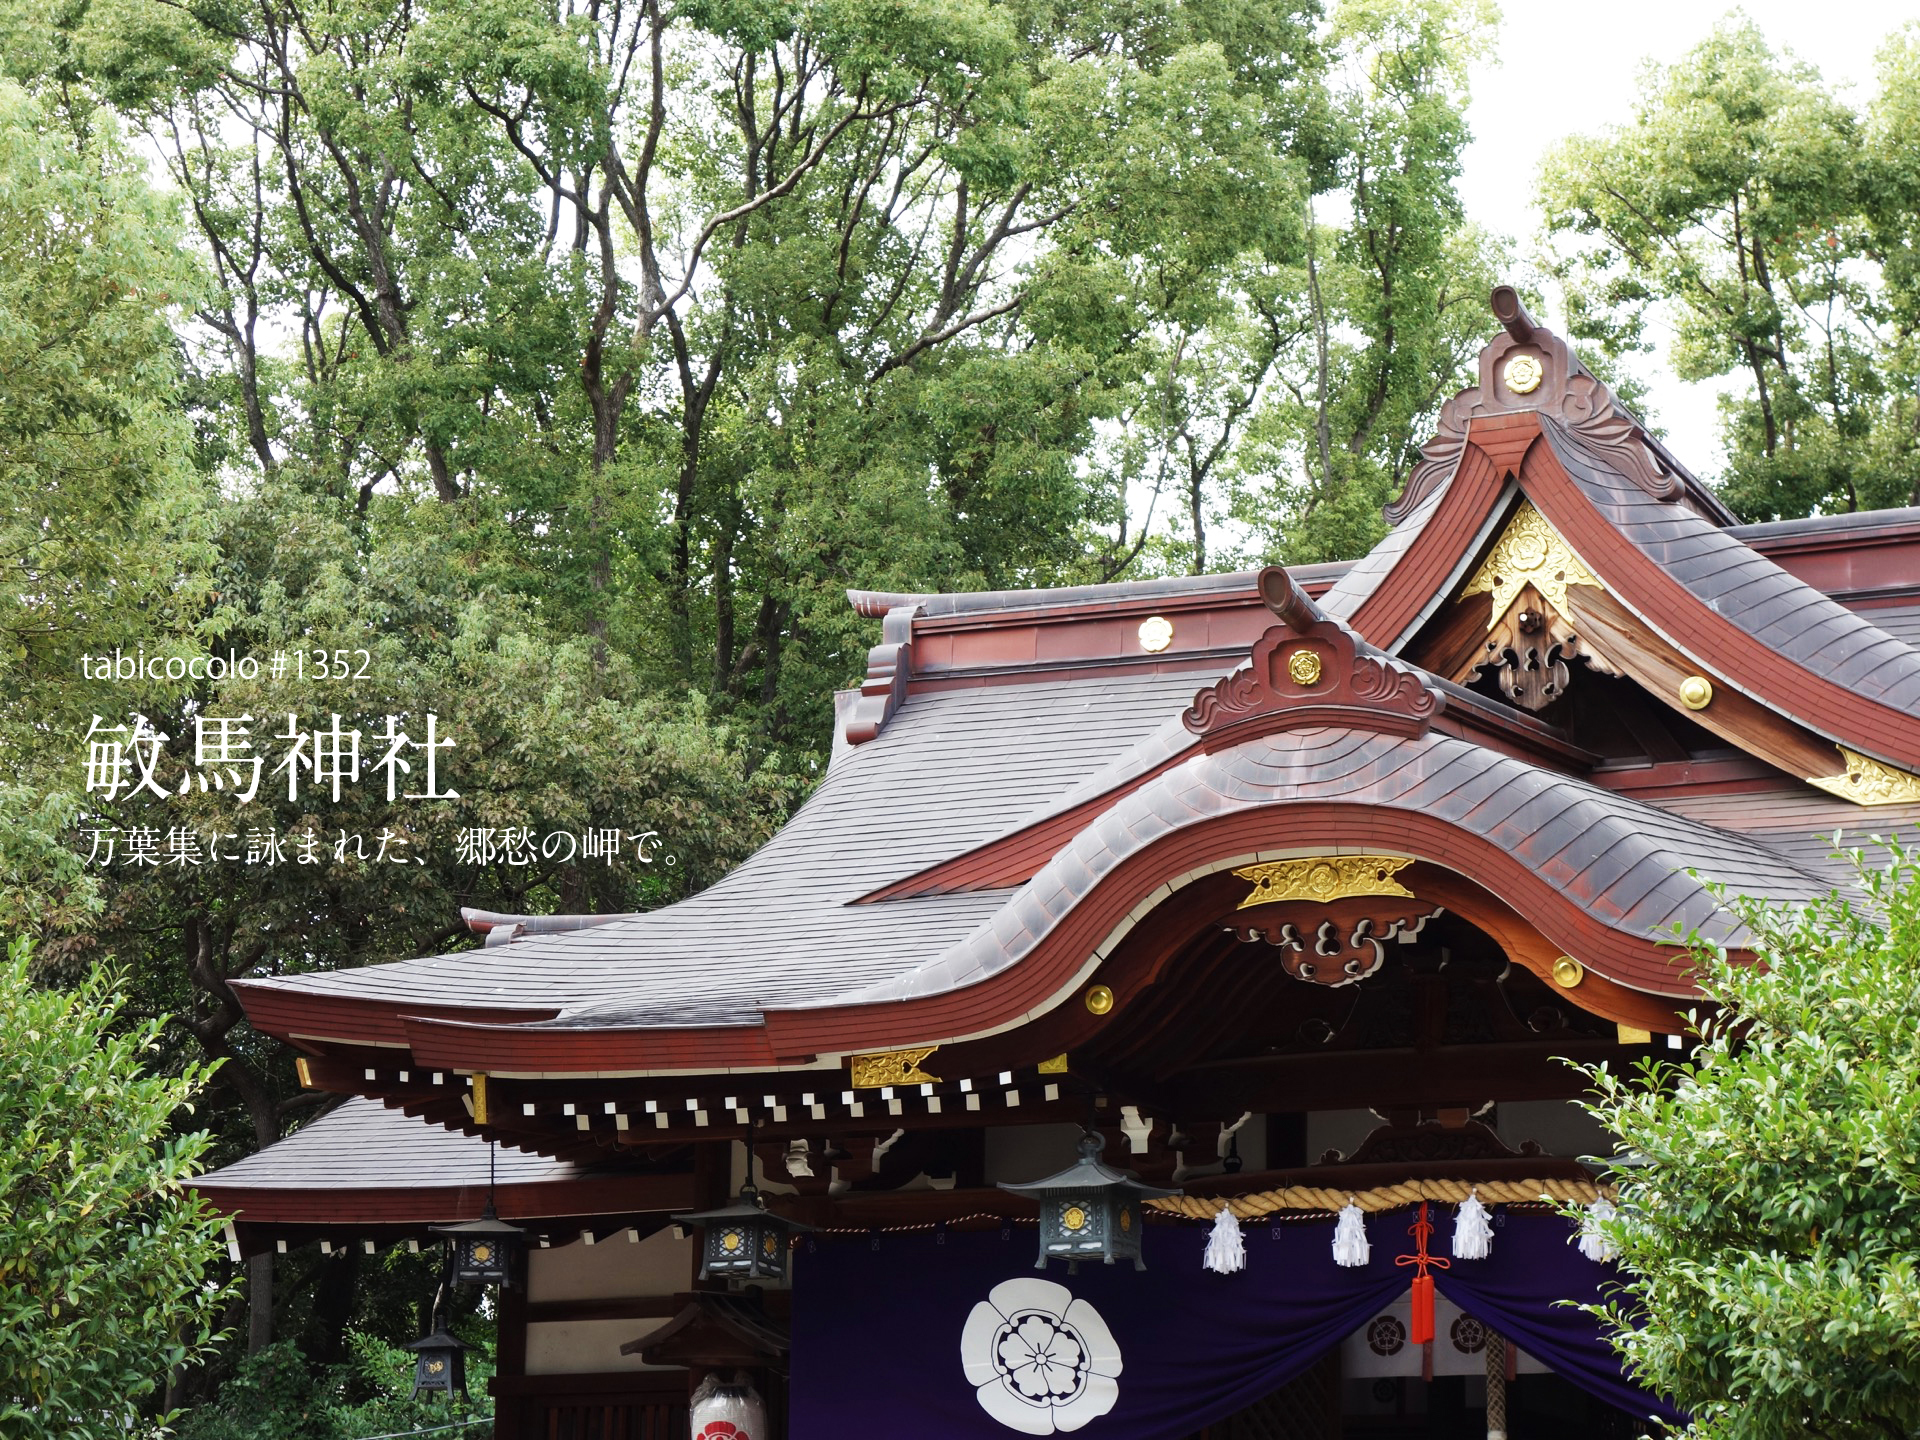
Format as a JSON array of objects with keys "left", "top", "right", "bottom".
[{"left": 1456, "top": 0, "right": 1911, "bottom": 477}]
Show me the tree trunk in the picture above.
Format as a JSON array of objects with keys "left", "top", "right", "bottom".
[{"left": 248, "top": 1252, "right": 275, "bottom": 1353}]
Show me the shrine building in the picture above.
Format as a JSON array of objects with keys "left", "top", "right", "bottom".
[{"left": 195, "top": 290, "right": 1920, "bottom": 1440}]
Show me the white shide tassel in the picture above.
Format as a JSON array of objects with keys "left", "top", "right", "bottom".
[
  {"left": 1453, "top": 1189, "right": 1494, "bottom": 1260},
  {"left": 1332, "top": 1200, "right": 1370, "bottom": 1267},
  {"left": 1204, "top": 1205, "right": 1247, "bottom": 1274},
  {"left": 1578, "top": 1197, "right": 1620, "bottom": 1262}
]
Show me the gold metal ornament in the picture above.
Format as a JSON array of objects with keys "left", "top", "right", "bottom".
[
  {"left": 1459, "top": 501, "right": 1604, "bottom": 625},
  {"left": 1037, "top": 1054, "right": 1070, "bottom": 1074},
  {"left": 848, "top": 1045, "right": 941, "bottom": 1088},
  {"left": 1677, "top": 675, "right": 1713, "bottom": 711},
  {"left": 1616, "top": 1024, "right": 1652, "bottom": 1044},
  {"left": 1551, "top": 956, "right": 1585, "bottom": 989},
  {"left": 1138, "top": 616, "right": 1174, "bottom": 653},
  {"left": 1084, "top": 984, "right": 1116, "bottom": 1016},
  {"left": 1807, "top": 746, "right": 1920, "bottom": 806},
  {"left": 1287, "top": 649, "right": 1324, "bottom": 687},
  {"left": 1062, "top": 1205, "right": 1088, "bottom": 1232},
  {"left": 1233, "top": 855, "right": 1415, "bottom": 910},
  {"left": 1504, "top": 354, "right": 1544, "bottom": 395}
]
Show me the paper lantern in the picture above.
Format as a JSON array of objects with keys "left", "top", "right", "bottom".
[{"left": 691, "top": 1373, "right": 768, "bottom": 1440}]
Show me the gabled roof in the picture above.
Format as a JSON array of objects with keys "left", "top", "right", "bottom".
[{"left": 1320, "top": 291, "right": 1920, "bottom": 786}]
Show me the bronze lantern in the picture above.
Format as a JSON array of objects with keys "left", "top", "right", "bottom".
[
  {"left": 404, "top": 1328, "right": 471, "bottom": 1397},
  {"left": 1000, "top": 1130, "right": 1179, "bottom": 1272},
  {"left": 673, "top": 1185, "right": 813, "bottom": 1285},
  {"left": 431, "top": 1201, "right": 525, "bottom": 1287}
]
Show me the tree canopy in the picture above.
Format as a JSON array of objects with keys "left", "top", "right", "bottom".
[
  {"left": 1578, "top": 845, "right": 1920, "bottom": 1436},
  {"left": 1542, "top": 18, "right": 1920, "bottom": 520},
  {"left": 0, "top": 941, "right": 232, "bottom": 1439}
]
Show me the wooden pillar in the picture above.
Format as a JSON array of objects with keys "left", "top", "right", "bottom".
[
  {"left": 490, "top": 1249, "right": 530, "bottom": 1440},
  {"left": 1485, "top": 1331, "right": 1508, "bottom": 1440}
]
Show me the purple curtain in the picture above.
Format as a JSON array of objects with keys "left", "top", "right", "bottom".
[
  {"left": 788, "top": 1211, "right": 1676, "bottom": 1440},
  {"left": 1431, "top": 1209, "right": 1685, "bottom": 1425}
]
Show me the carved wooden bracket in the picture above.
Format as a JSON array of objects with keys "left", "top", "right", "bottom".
[
  {"left": 1228, "top": 899, "right": 1447, "bottom": 987},
  {"left": 1182, "top": 568, "right": 1443, "bottom": 749},
  {"left": 1455, "top": 581, "right": 1620, "bottom": 712}
]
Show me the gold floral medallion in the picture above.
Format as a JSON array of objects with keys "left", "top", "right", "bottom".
[{"left": 1504, "top": 353, "right": 1544, "bottom": 395}]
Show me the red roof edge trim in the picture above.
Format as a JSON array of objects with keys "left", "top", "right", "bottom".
[
  {"left": 1348, "top": 441, "right": 1511, "bottom": 649},
  {"left": 346, "top": 798, "right": 1716, "bottom": 1076},
  {"left": 230, "top": 981, "right": 561, "bottom": 1050}
]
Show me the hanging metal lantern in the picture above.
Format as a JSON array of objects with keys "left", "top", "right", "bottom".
[
  {"left": 673, "top": 1185, "right": 813, "bottom": 1285},
  {"left": 691, "top": 1372, "right": 769, "bottom": 1440},
  {"left": 404, "top": 1328, "right": 471, "bottom": 1397},
  {"left": 1000, "top": 1130, "right": 1180, "bottom": 1272},
  {"left": 431, "top": 1201, "right": 526, "bottom": 1287}
]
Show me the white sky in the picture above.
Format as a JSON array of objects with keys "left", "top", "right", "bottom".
[{"left": 1456, "top": 0, "right": 1914, "bottom": 478}]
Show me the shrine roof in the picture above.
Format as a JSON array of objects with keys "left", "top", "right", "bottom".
[
  {"left": 197, "top": 1098, "right": 580, "bottom": 1192},
  {"left": 194, "top": 1098, "right": 694, "bottom": 1233},
  {"left": 230, "top": 291, "right": 1920, "bottom": 1081},
  {"left": 238, "top": 667, "right": 1207, "bottom": 1030},
  {"left": 1541, "top": 422, "right": 1920, "bottom": 721}
]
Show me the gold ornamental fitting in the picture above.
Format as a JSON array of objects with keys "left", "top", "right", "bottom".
[
  {"left": 1084, "top": 984, "right": 1115, "bottom": 1016},
  {"left": 1138, "top": 616, "right": 1174, "bottom": 653},
  {"left": 1287, "top": 649, "right": 1323, "bottom": 687},
  {"left": 1504, "top": 354, "right": 1544, "bottom": 395},
  {"left": 1551, "top": 955, "right": 1585, "bottom": 989},
  {"left": 1677, "top": 675, "right": 1713, "bottom": 711}
]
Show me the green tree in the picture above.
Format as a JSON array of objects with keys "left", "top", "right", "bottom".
[
  {"left": 8, "top": 0, "right": 1342, "bottom": 756},
  {"left": 0, "top": 79, "right": 216, "bottom": 936},
  {"left": 1577, "top": 844, "right": 1920, "bottom": 1436},
  {"left": 0, "top": 939, "right": 233, "bottom": 1438},
  {"left": 1220, "top": 0, "right": 1503, "bottom": 567},
  {"left": 177, "top": 1332, "right": 494, "bottom": 1440},
  {"left": 1540, "top": 18, "right": 1920, "bottom": 520}
]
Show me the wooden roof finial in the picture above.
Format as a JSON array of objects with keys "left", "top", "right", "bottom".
[{"left": 1490, "top": 285, "right": 1538, "bottom": 345}]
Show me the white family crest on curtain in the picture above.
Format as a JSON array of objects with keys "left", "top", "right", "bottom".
[{"left": 960, "top": 1277, "right": 1124, "bottom": 1434}]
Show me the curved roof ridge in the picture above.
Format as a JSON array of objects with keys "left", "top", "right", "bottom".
[{"left": 825, "top": 725, "right": 1840, "bottom": 1010}]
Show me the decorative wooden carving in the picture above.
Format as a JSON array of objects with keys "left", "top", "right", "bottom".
[
  {"left": 1807, "top": 746, "right": 1920, "bottom": 806},
  {"left": 1459, "top": 502, "right": 1602, "bottom": 621},
  {"left": 1457, "top": 581, "right": 1619, "bottom": 712},
  {"left": 1325, "top": 1118, "right": 1543, "bottom": 1167},
  {"left": 1449, "top": 505, "right": 1619, "bottom": 712},
  {"left": 1387, "top": 288, "right": 1731, "bottom": 526},
  {"left": 1182, "top": 568, "right": 1442, "bottom": 748},
  {"left": 1229, "top": 900, "right": 1446, "bottom": 987},
  {"left": 848, "top": 1045, "right": 940, "bottom": 1088},
  {"left": 1233, "top": 855, "right": 1414, "bottom": 909}
]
